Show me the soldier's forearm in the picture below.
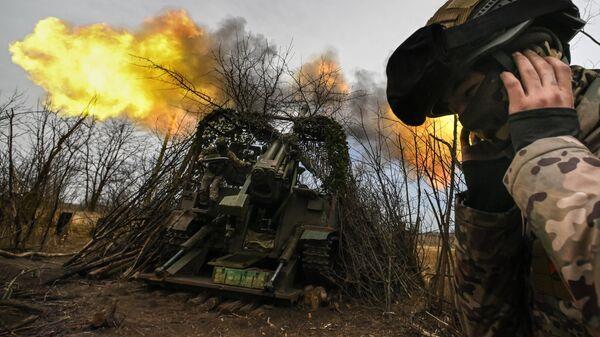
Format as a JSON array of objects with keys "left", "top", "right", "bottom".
[
  {"left": 226, "top": 150, "right": 247, "bottom": 169},
  {"left": 504, "top": 135, "right": 600, "bottom": 332}
]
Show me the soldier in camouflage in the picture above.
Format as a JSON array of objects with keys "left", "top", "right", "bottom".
[
  {"left": 198, "top": 137, "right": 250, "bottom": 204},
  {"left": 385, "top": 0, "right": 599, "bottom": 336}
]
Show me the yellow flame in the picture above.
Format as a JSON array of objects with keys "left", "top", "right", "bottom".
[{"left": 9, "top": 10, "right": 215, "bottom": 132}]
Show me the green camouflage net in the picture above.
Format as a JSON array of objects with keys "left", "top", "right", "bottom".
[
  {"left": 293, "top": 115, "right": 351, "bottom": 192},
  {"left": 190, "top": 109, "right": 351, "bottom": 193}
]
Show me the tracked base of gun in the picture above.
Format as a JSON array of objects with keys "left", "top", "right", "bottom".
[
  {"left": 186, "top": 293, "right": 330, "bottom": 316},
  {"left": 302, "top": 237, "right": 339, "bottom": 284},
  {"left": 189, "top": 296, "right": 263, "bottom": 315}
]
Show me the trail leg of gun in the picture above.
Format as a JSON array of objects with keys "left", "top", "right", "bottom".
[
  {"left": 264, "top": 226, "right": 304, "bottom": 291},
  {"left": 155, "top": 226, "right": 213, "bottom": 277}
]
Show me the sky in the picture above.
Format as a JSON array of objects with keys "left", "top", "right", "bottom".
[{"left": 1, "top": 0, "right": 599, "bottom": 103}]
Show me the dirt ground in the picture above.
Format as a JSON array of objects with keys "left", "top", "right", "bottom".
[{"left": 0, "top": 254, "right": 458, "bottom": 337}]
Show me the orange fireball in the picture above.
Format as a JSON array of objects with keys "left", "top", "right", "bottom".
[
  {"left": 384, "top": 107, "right": 461, "bottom": 187},
  {"left": 9, "top": 10, "right": 216, "bottom": 131}
]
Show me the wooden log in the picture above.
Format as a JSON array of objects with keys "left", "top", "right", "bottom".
[
  {"left": 0, "top": 249, "right": 76, "bottom": 259},
  {"left": 65, "top": 249, "right": 139, "bottom": 275},
  {"left": 122, "top": 225, "right": 163, "bottom": 278},
  {"left": 88, "top": 256, "right": 135, "bottom": 278},
  {"left": 46, "top": 249, "right": 139, "bottom": 284}
]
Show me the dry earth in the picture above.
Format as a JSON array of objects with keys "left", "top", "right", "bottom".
[{"left": 0, "top": 255, "right": 457, "bottom": 337}]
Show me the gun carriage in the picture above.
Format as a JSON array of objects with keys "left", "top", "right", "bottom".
[{"left": 139, "top": 109, "right": 349, "bottom": 302}]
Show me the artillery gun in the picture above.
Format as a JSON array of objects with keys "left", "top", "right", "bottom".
[{"left": 138, "top": 109, "right": 348, "bottom": 302}]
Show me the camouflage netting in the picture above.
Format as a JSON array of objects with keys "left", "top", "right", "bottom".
[{"left": 293, "top": 115, "right": 351, "bottom": 192}]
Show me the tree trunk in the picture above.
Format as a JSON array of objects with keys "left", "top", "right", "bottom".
[{"left": 143, "top": 130, "right": 171, "bottom": 205}]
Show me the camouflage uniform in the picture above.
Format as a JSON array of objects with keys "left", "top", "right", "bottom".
[
  {"left": 455, "top": 68, "right": 600, "bottom": 337},
  {"left": 199, "top": 143, "right": 249, "bottom": 203},
  {"left": 382, "top": 0, "right": 595, "bottom": 333}
]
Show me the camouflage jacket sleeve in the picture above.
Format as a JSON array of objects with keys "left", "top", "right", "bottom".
[
  {"left": 453, "top": 193, "right": 530, "bottom": 337},
  {"left": 503, "top": 135, "right": 600, "bottom": 334}
]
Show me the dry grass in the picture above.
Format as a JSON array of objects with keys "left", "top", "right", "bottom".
[
  {"left": 419, "top": 234, "right": 455, "bottom": 303},
  {"left": 0, "top": 209, "right": 98, "bottom": 253}
]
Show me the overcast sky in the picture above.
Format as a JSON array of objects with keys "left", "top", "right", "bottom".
[{"left": 1, "top": 0, "right": 599, "bottom": 103}]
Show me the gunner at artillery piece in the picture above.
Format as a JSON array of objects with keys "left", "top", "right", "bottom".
[{"left": 198, "top": 137, "right": 251, "bottom": 204}]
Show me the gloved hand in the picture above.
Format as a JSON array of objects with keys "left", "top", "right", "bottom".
[{"left": 460, "top": 129, "right": 515, "bottom": 213}]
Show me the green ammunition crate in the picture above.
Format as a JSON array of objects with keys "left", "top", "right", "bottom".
[{"left": 212, "top": 266, "right": 271, "bottom": 289}]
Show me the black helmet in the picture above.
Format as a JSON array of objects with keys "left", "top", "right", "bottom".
[{"left": 386, "top": 0, "right": 585, "bottom": 126}]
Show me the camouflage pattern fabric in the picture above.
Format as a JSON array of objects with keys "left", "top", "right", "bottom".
[
  {"left": 504, "top": 135, "right": 600, "bottom": 335},
  {"left": 199, "top": 171, "right": 224, "bottom": 203},
  {"left": 454, "top": 196, "right": 531, "bottom": 336},
  {"left": 198, "top": 146, "right": 249, "bottom": 203},
  {"left": 454, "top": 69, "right": 600, "bottom": 337}
]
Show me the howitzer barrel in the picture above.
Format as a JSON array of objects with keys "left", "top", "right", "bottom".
[
  {"left": 255, "top": 140, "right": 288, "bottom": 171},
  {"left": 273, "top": 142, "right": 287, "bottom": 171},
  {"left": 249, "top": 139, "right": 293, "bottom": 203},
  {"left": 261, "top": 139, "right": 283, "bottom": 162}
]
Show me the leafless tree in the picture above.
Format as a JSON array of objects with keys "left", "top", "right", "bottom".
[
  {"left": 82, "top": 118, "right": 141, "bottom": 211},
  {"left": 0, "top": 96, "right": 88, "bottom": 249},
  {"left": 212, "top": 35, "right": 290, "bottom": 116}
]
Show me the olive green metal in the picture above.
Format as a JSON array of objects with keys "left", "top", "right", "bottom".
[{"left": 138, "top": 111, "right": 342, "bottom": 301}]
